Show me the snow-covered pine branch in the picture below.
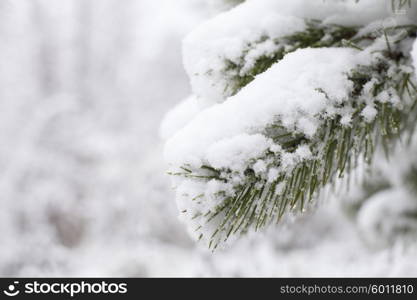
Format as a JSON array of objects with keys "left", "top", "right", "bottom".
[{"left": 162, "top": 0, "right": 417, "bottom": 249}]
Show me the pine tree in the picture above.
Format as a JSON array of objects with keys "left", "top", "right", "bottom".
[{"left": 163, "top": 0, "right": 417, "bottom": 249}]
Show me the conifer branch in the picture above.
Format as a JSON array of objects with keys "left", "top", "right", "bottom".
[{"left": 170, "top": 24, "right": 417, "bottom": 250}]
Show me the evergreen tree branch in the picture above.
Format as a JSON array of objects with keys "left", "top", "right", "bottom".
[{"left": 170, "top": 25, "right": 417, "bottom": 250}]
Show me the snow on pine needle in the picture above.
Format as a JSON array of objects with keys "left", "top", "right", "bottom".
[{"left": 163, "top": 0, "right": 417, "bottom": 249}]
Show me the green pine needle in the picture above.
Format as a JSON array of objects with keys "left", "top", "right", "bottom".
[{"left": 171, "top": 24, "right": 417, "bottom": 250}]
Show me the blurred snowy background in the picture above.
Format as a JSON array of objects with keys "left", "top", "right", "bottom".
[{"left": 1, "top": 0, "right": 417, "bottom": 277}]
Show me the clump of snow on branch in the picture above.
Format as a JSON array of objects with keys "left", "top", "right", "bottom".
[{"left": 183, "top": 0, "right": 407, "bottom": 103}]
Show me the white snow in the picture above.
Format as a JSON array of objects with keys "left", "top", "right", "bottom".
[{"left": 361, "top": 105, "right": 378, "bottom": 122}]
